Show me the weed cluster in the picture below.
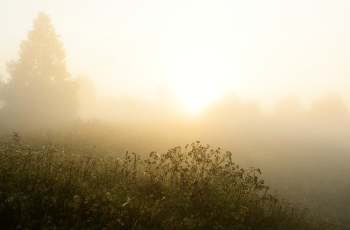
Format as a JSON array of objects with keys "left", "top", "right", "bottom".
[{"left": 0, "top": 132, "right": 345, "bottom": 229}]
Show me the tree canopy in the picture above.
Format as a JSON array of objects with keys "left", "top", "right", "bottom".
[{"left": 0, "top": 12, "right": 79, "bottom": 126}]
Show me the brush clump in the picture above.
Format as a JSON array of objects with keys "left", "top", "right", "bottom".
[{"left": 0, "top": 132, "right": 345, "bottom": 230}]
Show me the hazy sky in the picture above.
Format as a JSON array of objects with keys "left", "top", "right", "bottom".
[{"left": 1, "top": 0, "right": 350, "bottom": 112}]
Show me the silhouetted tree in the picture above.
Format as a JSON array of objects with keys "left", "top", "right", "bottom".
[{"left": 0, "top": 12, "right": 79, "bottom": 126}]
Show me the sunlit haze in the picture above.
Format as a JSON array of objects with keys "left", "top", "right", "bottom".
[
  {"left": 168, "top": 48, "right": 232, "bottom": 112},
  {"left": 2, "top": 0, "right": 350, "bottom": 113},
  {"left": 2, "top": 1, "right": 350, "bottom": 226}
]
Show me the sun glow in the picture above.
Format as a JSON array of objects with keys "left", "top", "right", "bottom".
[{"left": 169, "top": 49, "right": 232, "bottom": 113}]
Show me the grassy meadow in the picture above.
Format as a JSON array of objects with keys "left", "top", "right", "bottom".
[{"left": 0, "top": 120, "right": 349, "bottom": 229}]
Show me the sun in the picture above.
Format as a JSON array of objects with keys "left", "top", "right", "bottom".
[{"left": 168, "top": 49, "right": 232, "bottom": 113}]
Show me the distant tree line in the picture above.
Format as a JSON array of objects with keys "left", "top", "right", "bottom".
[{"left": 2, "top": 12, "right": 346, "bottom": 128}]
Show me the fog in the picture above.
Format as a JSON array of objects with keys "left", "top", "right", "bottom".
[
  {"left": 1, "top": 0, "right": 350, "bottom": 225},
  {"left": 74, "top": 84, "right": 350, "bottom": 223},
  {"left": 2, "top": 0, "right": 350, "bottom": 110}
]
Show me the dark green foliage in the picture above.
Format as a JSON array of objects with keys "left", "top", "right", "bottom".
[
  {"left": 0, "top": 12, "right": 79, "bottom": 127},
  {"left": 0, "top": 131, "right": 346, "bottom": 230}
]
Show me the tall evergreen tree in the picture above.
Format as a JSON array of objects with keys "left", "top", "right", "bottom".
[{"left": 0, "top": 12, "right": 79, "bottom": 126}]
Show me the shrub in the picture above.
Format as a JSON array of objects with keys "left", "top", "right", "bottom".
[{"left": 0, "top": 132, "right": 346, "bottom": 229}]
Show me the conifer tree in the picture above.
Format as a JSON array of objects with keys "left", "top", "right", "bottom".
[{"left": 0, "top": 12, "right": 79, "bottom": 126}]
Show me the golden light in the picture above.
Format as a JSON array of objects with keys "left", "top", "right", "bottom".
[{"left": 168, "top": 48, "right": 232, "bottom": 113}]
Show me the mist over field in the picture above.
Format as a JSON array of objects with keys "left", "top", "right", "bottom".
[{"left": 1, "top": 0, "right": 350, "bottom": 228}]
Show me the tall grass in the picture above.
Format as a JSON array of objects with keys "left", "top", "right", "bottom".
[{"left": 0, "top": 131, "right": 346, "bottom": 229}]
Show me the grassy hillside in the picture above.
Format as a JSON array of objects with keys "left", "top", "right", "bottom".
[{"left": 0, "top": 122, "right": 347, "bottom": 229}]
